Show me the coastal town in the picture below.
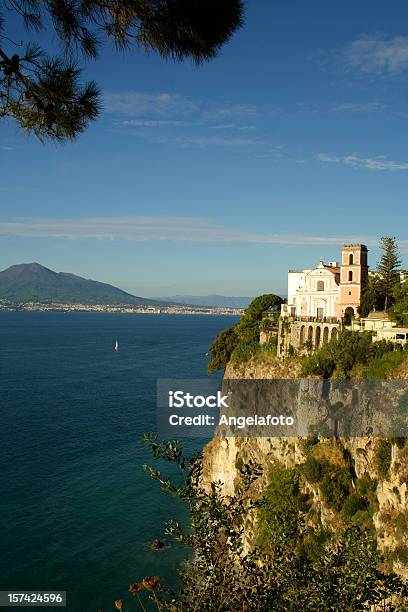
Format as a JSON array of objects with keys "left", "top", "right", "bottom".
[{"left": 0, "top": 299, "right": 244, "bottom": 317}]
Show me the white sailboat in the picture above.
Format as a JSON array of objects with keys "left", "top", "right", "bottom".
[{"left": 114, "top": 339, "right": 119, "bottom": 351}]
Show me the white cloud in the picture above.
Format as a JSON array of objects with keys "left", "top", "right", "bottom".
[
  {"left": 127, "top": 133, "right": 262, "bottom": 147},
  {"left": 104, "top": 91, "right": 197, "bottom": 116},
  {"left": 203, "top": 104, "right": 259, "bottom": 120},
  {"left": 343, "top": 36, "right": 408, "bottom": 75},
  {"left": 104, "top": 91, "right": 261, "bottom": 122},
  {"left": 155, "top": 135, "right": 262, "bottom": 147},
  {"left": 209, "top": 124, "right": 256, "bottom": 131},
  {"left": 317, "top": 152, "right": 408, "bottom": 171},
  {"left": 331, "top": 102, "right": 385, "bottom": 113},
  {"left": 122, "top": 119, "right": 183, "bottom": 127},
  {"left": 1, "top": 215, "right": 406, "bottom": 249}
]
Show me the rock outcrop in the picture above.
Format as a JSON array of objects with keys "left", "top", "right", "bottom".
[{"left": 202, "top": 356, "right": 408, "bottom": 575}]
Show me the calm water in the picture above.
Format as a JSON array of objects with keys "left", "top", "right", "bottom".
[{"left": 0, "top": 312, "right": 238, "bottom": 611}]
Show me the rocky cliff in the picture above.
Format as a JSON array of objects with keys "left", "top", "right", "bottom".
[{"left": 202, "top": 355, "right": 408, "bottom": 575}]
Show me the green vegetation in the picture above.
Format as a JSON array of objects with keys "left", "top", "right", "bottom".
[
  {"left": 234, "top": 293, "right": 283, "bottom": 344},
  {"left": 257, "top": 465, "right": 308, "bottom": 551},
  {"left": 341, "top": 493, "right": 369, "bottom": 521},
  {"left": 0, "top": 1, "right": 244, "bottom": 140},
  {"left": 374, "top": 440, "right": 392, "bottom": 479},
  {"left": 361, "top": 236, "right": 402, "bottom": 315},
  {"left": 129, "top": 435, "right": 408, "bottom": 612},
  {"left": 302, "top": 330, "right": 407, "bottom": 378},
  {"left": 207, "top": 326, "right": 239, "bottom": 374},
  {"left": 378, "top": 237, "right": 402, "bottom": 312},
  {"left": 208, "top": 293, "right": 283, "bottom": 373},
  {"left": 320, "top": 467, "right": 352, "bottom": 511},
  {"left": 364, "top": 350, "right": 407, "bottom": 379},
  {"left": 299, "top": 442, "right": 378, "bottom": 532},
  {"left": 391, "top": 281, "right": 408, "bottom": 327}
]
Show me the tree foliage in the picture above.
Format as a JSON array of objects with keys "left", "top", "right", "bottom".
[
  {"left": 127, "top": 435, "right": 408, "bottom": 612},
  {"left": 360, "top": 274, "right": 386, "bottom": 317},
  {"left": 207, "top": 293, "right": 283, "bottom": 373},
  {"left": 378, "top": 237, "right": 402, "bottom": 311},
  {"left": 391, "top": 280, "right": 408, "bottom": 327},
  {"left": 362, "top": 237, "right": 402, "bottom": 314},
  {"left": 234, "top": 293, "right": 283, "bottom": 345},
  {"left": 0, "top": 0, "right": 244, "bottom": 140},
  {"left": 207, "top": 325, "right": 239, "bottom": 374},
  {"left": 302, "top": 330, "right": 405, "bottom": 379}
]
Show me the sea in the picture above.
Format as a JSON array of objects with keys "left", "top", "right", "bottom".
[{"left": 0, "top": 312, "right": 239, "bottom": 611}]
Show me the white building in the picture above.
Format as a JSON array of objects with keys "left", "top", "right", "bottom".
[{"left": 281, "top": 244, "right": 368, "bottom": 321}]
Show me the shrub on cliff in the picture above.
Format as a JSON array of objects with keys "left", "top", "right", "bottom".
[
  {"left": 257, "top": 465, "right": 309, "bottom": 551},
  {"left": 320, "top": 467, "right": 352, "bottom": 512},
  {"left": 375, "top": 440, "right": 392, "bottom": 479},
  {"left": 302, "top": 330, "right": 404, "bottom": 378}
]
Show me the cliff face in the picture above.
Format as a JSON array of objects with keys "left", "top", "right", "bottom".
[{"left": 202, "top": 357, "right": 408, "bottom": 575}]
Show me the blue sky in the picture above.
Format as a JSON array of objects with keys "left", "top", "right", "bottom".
[{"left": 1, "top": 0, "right": 408, "bottom": 296}]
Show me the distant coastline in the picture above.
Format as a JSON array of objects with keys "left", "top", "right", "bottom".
[{"left": 0, "top": 300, "right": 244, "bottom": 317}]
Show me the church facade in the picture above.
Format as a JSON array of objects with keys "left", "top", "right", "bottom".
[{"left": 280, "top": 244, "right": 368, "bottom": 322}]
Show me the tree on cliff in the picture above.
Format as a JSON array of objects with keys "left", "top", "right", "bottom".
[
  {"left": 207, "top": 293, "right": 283, "bottom": 373},
  {"left": 361, "top": 237, "right": 401, "bottom": 314},
  {"left": 234, "top": 293, "right": 283, "bottom": 343},
  {"left": 391, "top": 281, "right": 408, "bottom": 327},
  {"left": 0, "top": 0, "right": 244, "bottom": 141},
  {"left": 378, "top": 237, "right": 401, "bottom": 311},
  {"left": 207, "top": 326, "right": 238, "bottom": 374}
]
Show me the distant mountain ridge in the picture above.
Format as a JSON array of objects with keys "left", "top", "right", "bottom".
[
  {"left": 0, "top": 263, "right": 166, "bottom": 306},
  {"left": 157, "top": 294, "right": 254, "bottom": 308}
]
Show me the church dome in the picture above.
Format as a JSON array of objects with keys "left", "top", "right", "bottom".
[{"left": 367, "top": 310, "right": 390, "bottom": 320}]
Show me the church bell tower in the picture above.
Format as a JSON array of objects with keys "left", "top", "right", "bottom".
[{"left": 339, "top": 244, "right": 368, "bottom": 319}]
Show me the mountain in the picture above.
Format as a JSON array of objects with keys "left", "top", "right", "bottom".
[
  {"left": 0, "top": 263, "right": 165, "bottom": 306},
  {"left": 156, "top": 294, "right": 254, "bottom": 309}
]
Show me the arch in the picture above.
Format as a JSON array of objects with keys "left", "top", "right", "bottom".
[
  {"left": 349, "top": 253, "right": 354, "bottom": 265},
  {"left": 308, "top": 325, "right": 313, "bottom": 343},
  {"left": 348, "top": 270, "right": 353, "bottom": 282},
  {"left": 316, "top": 280, "right": 325, "bottom": 291},
  {"left": 344, "top": 306, "right": 354, "bottom": 325},
  {"left": 299, "top": 325, "right": 305, "bottom": 346},
  {"left": 331, "top": 327, "right": 338, "bottom": 341},
  {"left": 315, "top": 326, "right": 321, "bottom": 348},
  {"left": 323, "top": 327, "right": 329, "bottom": 344}
]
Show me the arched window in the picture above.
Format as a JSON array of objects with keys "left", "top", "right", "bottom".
[
  {"left": 349, "top": 253, "right": 354, "bottom": 265},
  {"left": 348, "top": 270, "right": 353, "bottom": 282},
  {"left": 317, "top": 280, "right": 324, "bottom": 291},
  {"left": 344, "top": 307, "right": 354, "bottom": 325}
]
